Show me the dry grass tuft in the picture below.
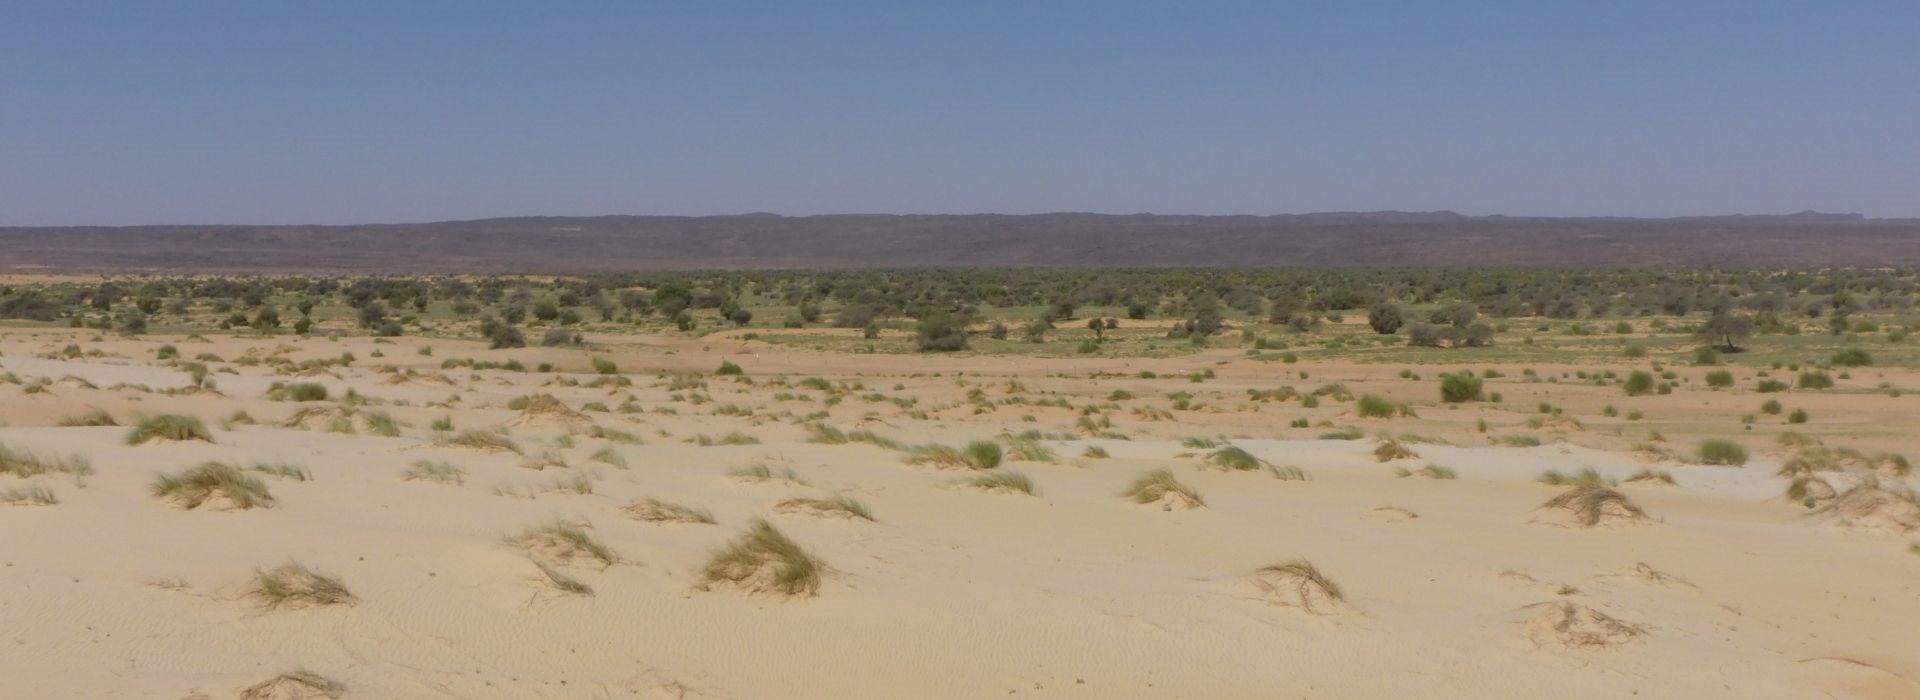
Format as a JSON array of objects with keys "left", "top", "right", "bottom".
[
  {"left": 1817, "top": 480, "right": 1920, "bottom": 534},
  {"left": 1520, "top": 601, "right": 1645, "bottom": 650},
  {"left": 624, "top": 497, "right": 716, "bottom": 524},
  {"left": 776, "top": 495, "right": 874, "bottom": 521},
  {"left": 962, "top": 471, "right": 1037, "bottom": 495},
  {"left": 1123, "top": 468, "right": 1204, "bottom": 510},
  {"left": 125, "top": 414, "right": 212, "bottom": 445},
  {"left": 1205, "top": 445, "right": 1266, "bottom": 471},
  {"left": 439, "top": 430, "right": 521, "bottom": 454},
  {"left": 1249, "top": 559, "right": 1348, "bottom": 613},
  {"left": 510, "top": 521, "right": 616, "bottom": 568},
  {"left": 57, "top": 408, "right": 117, "bottom": 427},
  {"left": 1625, "top": 468, "right": 1675, "bottom": 485},
  {"left": 252, "top": 562, "right": 354, "bottom": 609},
  {"left": 0, "top": 485, "right": 58, "bottom": 506},
  {"left": 1371, "top": 436, "right": 1417, "bottom": 462},
  {"left": 0, "top": 443, "right": 92, "bottom": 478},
  {"left": 509, "top": 393, "right": 591, "bottom": 427},
  {"left": 1393, "top": 464, "right": 1456, "bottom": 480},
  {"left": 1535, "top": 484, "right": 1646, "bottom": 528},
  {"left": 701, "top": 518, "right": 823, "bottom": 597},
  {"left": 401, "top": 459, "right": 464, "bottom": 484},
  {"left": 1537, "top": 467, "right": 1613, "bottom": 487},
  {"left": 151, "top": 462, "right": 274, "bottom": 510},
  {"left": 238, "top": 669, "right": 346, "bottom": 699}
]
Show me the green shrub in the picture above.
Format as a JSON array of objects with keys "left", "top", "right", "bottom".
[
  {"left": 1439, "top": 372, "right": 1483, "bottom": 403},
  {"left": 1704, "top": 370, "right": 1733, "bottom": 388},
  {"left": 1697, "top": 440, "right": 1749, "bottom": 466}
]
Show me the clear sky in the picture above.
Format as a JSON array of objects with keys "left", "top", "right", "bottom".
[{"left": 2, "top": 1, "right": 1916, "bottom": 225}]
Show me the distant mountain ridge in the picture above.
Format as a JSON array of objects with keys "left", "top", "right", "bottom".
[{"left": 2, "top": 211, "right": 1916, "bottom": 272}]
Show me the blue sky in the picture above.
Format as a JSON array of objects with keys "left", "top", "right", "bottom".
[{"left": 2, "top": 1, "right": 1916, "bottom": 224}]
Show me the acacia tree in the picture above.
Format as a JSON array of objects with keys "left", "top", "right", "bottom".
[{"left": 1699, "top": 312, "right": 1752, "bottom": 352}]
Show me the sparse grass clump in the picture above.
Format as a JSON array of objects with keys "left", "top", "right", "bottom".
[
  {"left": 151, "top": 462, "right": 274, "bottom": 510},
  {"left": 125, "top": 414, "right": 212, "bottom": 445},
  {"left": 57, "top": 408, "right": 117, "bottom": 427},
  {"left": 1625, "top": 468, "right": 1676, "bottom": 485},
  {"left": 402, "top": 459, "right": 464, "bottom": 484},
  {"left": 623, "top": 497, "right": 716, "bottom": 524},
  {"left": 271, "top": 382, "right": 329, "bottom": 402},
  {"left": 0, "top": 486, "right": 58, "bottom": 505},
  {"left": 906, "top": 441, "right": 1002, "bottom": 469},
  {"left": 1082, "top": 445, "right": 1110, "bottom": 459},
  {"left": 1205, "top": 445, "right": 1266, "bottom": 471},
  {"left": 0, "top": 443, "right": 92, "bottom": 478},
  {"left": 702, "top": 519, "right": 823, "bottom": 596},
  {"left": 1394, "top": 464, "right": 1456, "bottom": 479},
  {"left": 1249, "top": 559, "right": 1347, "bottom": 613},
  {"left": 589, "top": 446, "right": 628, "bottom": 468},
  {"left": 440, "top": 430, "right": 521, "bottom": 453},
  {"left": 964, "top": 471, "right": 1036, "bottom": 495},
  {"left": 777, "top": 494, "right": 874, "bottom": 520},
  {"left": 239, "top": 669, "right": 345, "bottom": 700},
  {"left": 1696, "top": 440, "right": 1749, "bottom": 466},
  {"left": 1539, "top": 484, "right": 1647, "bottom": 527},
  {"left": 730, "top": 462, "right": 806, "bottom": 483},
  {"left": 510, "top": 521, "right": 615, "bottom": 568},
  {"left": 1372, "top": 436, "right": 1416, "bottom": 462},
  {"left": 1538, "top": 467, "right": 1613, "bottom": 487},
  {"left": 1123, "top": 468, "right": 1204, "bottom": 509},
  {"left": 252, "top": 562, "right": 353, "bottom": 609}
]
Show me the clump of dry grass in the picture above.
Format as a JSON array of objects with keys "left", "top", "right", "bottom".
[
  {"left": 509, "top": 521, "right": 615, "bottom": 568},
  {"left": 905, "top": 441, "right": 1002, "bottom": 469},
  {"left": 0, "top": 443, "right": 92, "bottom": 478},
  {"left": 1520, "top": 601, "right": 1645, "bottom": 650},
  {"left": 693, "top": 431, "right": 761, "bottom": 446},
  {"left": 1205, "top": 445, "right": 1266, "bottom": 471},
  {"left": 1537, "top": 467, "right": 1613, "bottom": 487},
  {"left": 151, "top": 462, "right": 274, "bottom": 510},
  {"left": 57, "top": 408, "right": 117, "bottom": 427},
  {"left": 1625, "top": 468, "right": 1675, "bottom": 485},
  {"left": 508, "top": 393, "right": 590, "bottom": 427},
  {"left": 1536, "top": 484, "right": 1646, "bottom": 528},
  {"left": 0, "top": 486, "right": 58, "bottom": 506},
  {"left": 1249, "top": 559, "right": 1347, "bottom": 613},
  {"left": 623, "top": 497, "right": 716, "bottom": 524},
  {"left": 439, "top": 430, "right": 521, "bottom": 454},
  {"left": 125, "top": 414, "right": 212, "bottom": 445},
  {"left": 729, "top": 462, "right": 806, "bottom": 484},
  {"left": 1123, "top": 469, "right": 1204, "bottom": 510},
  {"left": 239, "top": 669, "right": 345, "bottom": 699},
  {"left": 1393, "top": 464, "right": 1456, "bottom": 480},
  {"left": 776, "top": 495, "right": 874, "bottom": 521},
  {"left": 519, "top": 449, "right": 569, "bottom": 471},
  {"left": 252, "top": 562, "right": 354, "bottom": 609},
  {"left": 532, "top": 560, "right": 593, "bottom": 596},
  {"left": 963, "top": 471, "right": 1037, "bottom": 495},
  {"left": 401, "top": 459, "right": 464, "bottom": 484},
  {"left": 1371, "top": 436, "right": 1416, "bottom": 462},
  {"left": 701, "top": 518, "right": 823, "bottom": 597},
  {"left": 250, "top": 461, "right": 312, "bottom": 481},
  {"left": 1817, "top": 479, "right": 1920, "bottom": 534}
]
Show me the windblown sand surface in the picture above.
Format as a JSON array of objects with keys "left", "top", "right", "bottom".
[{"left": 2, "top": 328, "right": 1917, "bottom": 699}]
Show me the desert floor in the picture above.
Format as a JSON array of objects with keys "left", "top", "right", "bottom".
[{"left": 1, "top": 327, "right": 1917, "bottom": 699}]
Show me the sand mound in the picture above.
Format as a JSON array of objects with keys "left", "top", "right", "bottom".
[
  {"left": 773, "top": 497, "right": 872, "bottom": 521},
  {"left": 1532, "top": 485, "right": 1648, "bottom": 528},
  {"left": 1819, "top": 484, "right": 1920, "bottom": 534},
  {"left": 1789, "top": 657, "right": 1920, "bottom": 700},
  {"left": 1247, "top": 561, "right": 1349, "bottom": 614},
  {"left": 1520, "top": 601, "right": 1644, "bottom": 650},
  {"left": 508, "top": 394, "right": 590, "bottom": 427},
  {"left": 623, "top": 498, "right": 714, "bottom": 524}
]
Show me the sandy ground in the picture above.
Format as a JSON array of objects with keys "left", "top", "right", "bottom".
[{"left": 1, "top": 328, "right": 1917, "bottom": 699}]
